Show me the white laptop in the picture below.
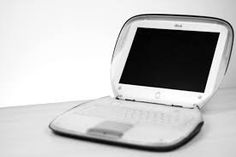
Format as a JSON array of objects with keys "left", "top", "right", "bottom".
[{"left": 49, "top": 14, "right": 234, "bottom": 151}]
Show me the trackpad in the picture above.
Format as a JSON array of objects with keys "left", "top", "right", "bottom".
[{"left": 87, "top": 121, "right": 133, "bottom": 139}]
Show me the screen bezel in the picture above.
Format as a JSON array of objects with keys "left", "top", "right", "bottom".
[{"left": 111, "top": 19, "right": 228, "bottom": 107}]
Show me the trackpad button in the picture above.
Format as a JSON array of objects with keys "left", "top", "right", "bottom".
[{"left": 87, "top": 121, "right": 133, "bottom": 139}]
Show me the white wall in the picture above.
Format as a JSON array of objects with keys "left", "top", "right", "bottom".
[{"left": 0, "top": 0, "right": 235, "bottom": 107}]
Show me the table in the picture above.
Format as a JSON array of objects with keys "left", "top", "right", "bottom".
[{"left": 1, "top": 88, "right": 236, "bottom": 157}]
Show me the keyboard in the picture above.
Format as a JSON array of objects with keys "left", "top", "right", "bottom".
[{"left": 73, "top": 99, "right": 195, "bottom": 128}]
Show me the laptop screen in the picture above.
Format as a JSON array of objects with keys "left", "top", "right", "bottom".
[{"left": 119, "top": 27, "right": 220, "bottom": 92}]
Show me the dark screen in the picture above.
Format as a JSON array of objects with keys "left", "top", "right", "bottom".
[{"left": 119, "top": 28, "right": 219, "bottom": 92}]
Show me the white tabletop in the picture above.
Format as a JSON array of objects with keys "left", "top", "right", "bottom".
[{"left": 1, "top": 88, "right": 236, "bottom": 157}]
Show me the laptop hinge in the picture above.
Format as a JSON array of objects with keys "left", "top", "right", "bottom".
[
  {"left": 124, "top": 98, "right": 136, "bottom": 102},
  {"left": 193, "top": 104, "right": 201, "bottom": 110},
  {"left": 115, "top": 95, "right": 123, "bottom": 100},
  {"left": 115, "top": 96, "right": 198, "bottom": 110},
  {"left": 116, "top": 97, "right": 136, "bottom": 102},
  {"left": 170, "top": 104, "right": 199, "bottom": 110},
  {"left": 171, "top": 104, "right": 183, "bottom": 108}
]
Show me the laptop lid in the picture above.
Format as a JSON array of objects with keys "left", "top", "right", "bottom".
[{"left": 111, "top": 14, "right": 234, "bottom": 108}]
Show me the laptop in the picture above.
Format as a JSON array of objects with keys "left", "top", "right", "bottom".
[{"left": 49, "top": 14, "right": 234, "bottom": 151}]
